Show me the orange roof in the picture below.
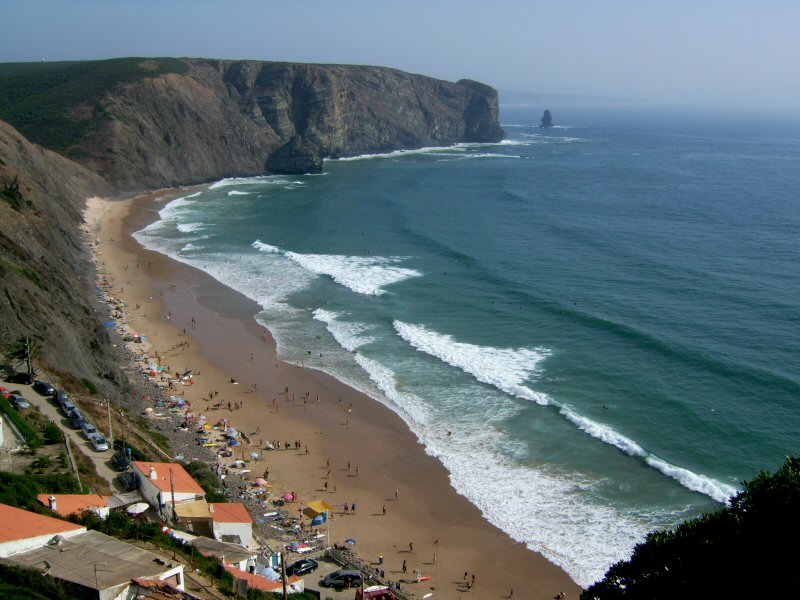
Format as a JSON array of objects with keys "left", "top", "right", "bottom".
[
  {"left": 210, "top": 503, "right": 252, "bottom": 524},
  {"left": 133, "top": 461, "right": 205, "bottom": 495},
  {"left": 224, "top": 566, "right": 301, "bottom": 591},
  {"left": 0, "top": 503, "right": 84, "bottom": 543},
  {"left": 36, "top": 494, "right": 110, "bottom": 517}
]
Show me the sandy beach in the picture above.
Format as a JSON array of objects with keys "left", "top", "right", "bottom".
[{"left": 87, "top": 189, "right": 581, "bottom": 600}]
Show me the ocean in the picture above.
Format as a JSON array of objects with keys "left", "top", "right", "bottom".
[{"left": 133, "top": 104, "right": 800, "bottom": 586}]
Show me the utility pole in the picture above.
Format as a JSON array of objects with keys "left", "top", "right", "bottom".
[
  {"left": 106, "top": 399, "right": 113, "bottom": 444},
  {"left": 281, "top": 550, "right": 287, "bottom": 600},
  {"left": 169, "top": 468, "right": 176, "bottom": 524}
]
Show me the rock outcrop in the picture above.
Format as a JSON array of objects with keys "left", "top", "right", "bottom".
[
  {"left": 539, "top": 109, "right": 554, "bottom": 128},
  {"left": 0, "top": 58, "right": 505, "bottom": 189}
]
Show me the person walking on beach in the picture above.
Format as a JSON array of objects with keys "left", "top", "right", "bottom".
[
  {"left": 382, "top": 505, "right": 386, "bottom": 516},
  {"left": 409, "top": 542, "right": 414, "bottom": 552},
  {"left": 402, "top": 560, "right": 407, "bottom": 573},
  {"left": 351, "top": 503, "right": 356, "bottom": 514},
  {"left": 395, "top": 489, "right": 399, "bottom": 501}
]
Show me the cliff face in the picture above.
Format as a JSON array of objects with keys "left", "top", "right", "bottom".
[
  {"left": 0, "top": 58, "right": 504, "bottom": 190},
  {"left": 0, "top": 120, "right": 126, "bottom": 394}
]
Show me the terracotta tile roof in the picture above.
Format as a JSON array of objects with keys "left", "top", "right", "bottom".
[
  {"left": 0, "top": 503, "right": 84, "bottom": 543},
  {"left": 210, "top": 502, "right": 252, "bottom": 524},
  {"left": 224, "top": 565, "right": 301, "bottom": 592},
  {"left": 133, "top": 461, "right": 205, "bottom": 496},
  {"left": 36, "top": 494, "right": 110, "bottom": 517}
]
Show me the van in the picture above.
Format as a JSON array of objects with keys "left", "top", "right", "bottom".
[
  {"left": 321, "top": 569, "right": 363, "bottom": 588},
  {"left": 60, "top": 400, "right": 76, "bottom": 416}
]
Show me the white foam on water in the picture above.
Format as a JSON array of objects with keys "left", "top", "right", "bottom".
[
  {"left": 156, "top": 192, "right": 202, "bottom": 221},
  {"left": 560, "top": 407, "right": 647, "bottom": 457},
  {"left": 227, "top": 190, "right": 253, "bottom": 196},
  {"left": 560, "top": 407, "right": 737, "bottom": 503},
  {"left": 176, "top": 222, "right": 204, "bottom": 233},
  {"left": 312, "top": 309, "right": 375, "bottom": 352},
  {"left": 645, "top": 456, "right": 738, "bottom": 504},
  {"left": 251, "top": 239, "right": 281, "bottom": 253},
  {"left": 393, "top": 321, "right": 551, "bottom": 405},
  {"left": 209, "top": 175, "right": 291, "bottom": 189},
  {"left": 285, "top": 253, "right": 422, "bottom": 296},
  {"left": 346, "top": 350, "right": 652, "bottom": 586}
]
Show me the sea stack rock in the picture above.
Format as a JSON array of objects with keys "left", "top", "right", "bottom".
[{"left": 539, "top": 109, "right": 554, "bottom": 128}]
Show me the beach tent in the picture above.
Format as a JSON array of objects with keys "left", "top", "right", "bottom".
[{"left": 304, "top": 499, "right": 334, "bottom": 518}]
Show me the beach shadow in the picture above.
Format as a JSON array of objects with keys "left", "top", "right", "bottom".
[{"left": 371, "top": 512, "right": 382, "bottom": 517}]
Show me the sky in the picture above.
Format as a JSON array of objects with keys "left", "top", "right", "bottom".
[{"left": 2, "top": 0, "right": 799, "bottom": 110}]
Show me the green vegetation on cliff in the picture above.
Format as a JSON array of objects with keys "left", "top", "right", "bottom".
[
  {"left": 583, "top": 456, "right": 800, "bottom": 598},
  {"left": 0, "top": 58, "right": 188, "bottom": 155}
]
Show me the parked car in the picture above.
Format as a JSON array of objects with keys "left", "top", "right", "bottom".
[
  {"left": 112, "top": 448, "right": 132, "bottom": 471},
  {"left": 60, "top": 400, "right": 76, "bottom": 416},
  {"left": 9, "top": 394, "right": 30, "bottom": 409},
  {"left": 6, "top": 372, "right": 34, "bottom": 385},
  {"left": 356, "top": 585, "right": 399, "bottom": 600},
  {"left": 91, "top": 433, "right": 109, "bottom": 452},
  {"left": 69, "top": 409, "right": 85, "bottom": 429},
  {"left": 321, "top": 570, "right": 363, "bottom": 588},
  {"left": 82, "top": 422, "right": 98, "bottom": 439},
  {"left": 52, "top": 389, "right": 69, "bottom": 404},
  {"left": 32, "top": 380, "right": 55, "bottom": 396},
  {"left": 117, "top": 471, "right": 140, "bottom": 491},
  {"left": 0, "top": 386, "right": 11, "bottom": 398},
  {"left": 286, "top": 558, "right": 318, "bottom": 577}
]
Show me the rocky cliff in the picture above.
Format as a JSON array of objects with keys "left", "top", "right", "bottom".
[
  {"left": 0, "top": 120, "right": 128, "bottom": 394},
  {"left": 0, "top": 58, "right": 504, "bottom": 190}
]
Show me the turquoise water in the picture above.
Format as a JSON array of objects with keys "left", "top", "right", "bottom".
[{"left": 134, "top": 105, "right": 800, "bottom": 585}]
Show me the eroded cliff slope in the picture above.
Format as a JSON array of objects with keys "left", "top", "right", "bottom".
[{"left": 0, "top": 58, "right": 504, "bottom": 189}]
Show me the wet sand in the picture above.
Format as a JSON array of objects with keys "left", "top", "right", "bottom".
[{"left": 87, "top": 190, "right": 581, "bottom": 600}]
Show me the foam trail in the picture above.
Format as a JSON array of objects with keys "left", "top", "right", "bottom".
[
  {"left": 176, "top": 222, "right": 203, "bottom": 233},
  {"left": 646, "top": 457, "right": 738, "bottom": 503},
  {"left": 313, "top": 309, "right": 375, "bottom": 352},
  {"left": 393, "top": 321, "right": 551, "bottom": 405},
  {"left": 286, "top": 253, "right": 422, "bottom": 296},
  {"left": 209, "top": 175, "right": 291, "bottom": 189},
  {"left": 560, "top": 407, "right": 647, "bottom": 457},
  {"left": 228, "top": 190, "right": 253, "bottom": 196},
  {"left": 561, "top": 407, "right": 737, "bottom": 502},
  {"left": 251, "top": 240, "right": 281, "bottom": 253}
]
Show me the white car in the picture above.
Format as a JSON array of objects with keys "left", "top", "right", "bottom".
[
  {"left": 91, "top": 433, "right": 109, "bottom": 452},
  {"left": 82, "top": 422, "right": 98, "bottom": 439}
]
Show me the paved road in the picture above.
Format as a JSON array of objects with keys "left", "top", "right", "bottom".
[{"left": 10, "top": 382, "right": 124, "bottom": 492}]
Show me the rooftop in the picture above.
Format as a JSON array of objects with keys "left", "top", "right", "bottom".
[
  {"left": 133, "top": 461, "right": 205, "bottom": 496},
  {"left": 4, "top": 529, "right": 181, "bottom": 592},
  {"left": 0, "top": 503, "right": 84, "bottom": 544},
  {"left": 36, "top": 494, "right": 111, "bottom": 517},
  {"left": 224, "top": 565, "right": 302, "bottom": 593},
  {"left": 210, "top": 502, "right": 252, "bottom": 524}
]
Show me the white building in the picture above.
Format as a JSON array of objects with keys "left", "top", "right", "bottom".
[
  {"left": 210, "top": 502, "right": 254, "bottom": 548},
  {"left": 132, "top": 461, "right": 205, "bottom": 521}
]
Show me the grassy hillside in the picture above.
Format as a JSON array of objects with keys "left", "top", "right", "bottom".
[{"left": 0, "top": 58, "right": 188, "bottom": 155}]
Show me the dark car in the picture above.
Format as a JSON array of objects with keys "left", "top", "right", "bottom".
[
  {"left": 112, "top": 449, "right": 132, "bottom": 471},
  {"left": 6, "top": 372, "right": 34, "bottom": 385},
  {"left": 52, "top": 389, "right": 69, "bottom": 404},
  {"left": 321, "top": 569, "right": 362, "bottom": 588},
  {"left": 32, "top": 380, "right": 56, "bottom": 396},
  {"left": 117, "top": 471, "right": 140, "bottom": 491},
  {"left": 9, "top": 394, "right": 30, "bottom": 409},
  {"left": 286, "top": 558, "right": 318, "bottom": 577},
  {"left": 69, "top": 409, "right": 85, "bottom": 429}
]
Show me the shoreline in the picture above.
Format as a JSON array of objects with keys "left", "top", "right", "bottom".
[{"left": 88, "top": 188, "right": 581, "bottom": 600}]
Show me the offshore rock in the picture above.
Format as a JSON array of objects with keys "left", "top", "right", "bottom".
[{"left": 539, "top": 109, "right": 555, "bottom": 128}]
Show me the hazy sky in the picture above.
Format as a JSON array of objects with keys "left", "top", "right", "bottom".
[{"left": 2, "top": 0, "right": 799, "bottom": 109}]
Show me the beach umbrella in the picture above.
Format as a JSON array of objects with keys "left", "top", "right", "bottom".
[
  {"left": 254, "top": 478, "right": 268, "bottom": 486},
  {"left": 228, "top": 439, "right": 239, "bottom": 446},
  {"left": 250, "top": 452, "right": 260, "bottom": 459},
  {"left": 345, "top": 538, "right": 356, "bottom": 545},
  {"left": 232, "top": 459, "right": 246, "bottom": 467},
  {"left": 126, "top": 502, "right": 149, "bottom": 515},
  {"left": 283, "top": 492, "right": 294, "bottom": 501}
]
